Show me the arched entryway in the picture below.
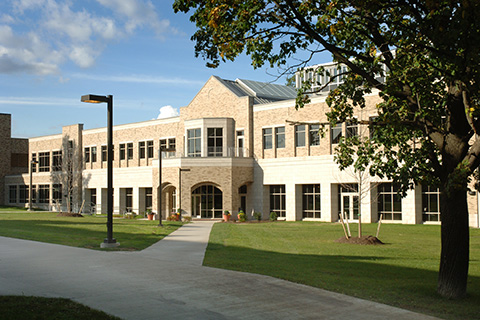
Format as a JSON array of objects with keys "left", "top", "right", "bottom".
[{"left": 191, "top": 185, "right": 223, "bottom": 219}]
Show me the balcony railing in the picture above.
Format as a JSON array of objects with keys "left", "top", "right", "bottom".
[{"left": 160, "top": 147, "right": 249, "bottom": 159}]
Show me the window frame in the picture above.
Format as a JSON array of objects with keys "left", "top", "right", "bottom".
[
  {"left": 295, "top": 125, "right": 306, "bottom": 147},
  {"left": 275, "top": 126, "right": 285, "bottom": 149},
  {"left": 263, "top": 128, "right": 273, "bottom": 150}
]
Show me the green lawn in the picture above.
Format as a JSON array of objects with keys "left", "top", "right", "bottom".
[
  {"left": 0, "top": 296, "right": 121, "bottom": 320},
  {"left": 0, "top": 208, "right": 183, "bottom": 250},
  {"left": 204, "top": 222, "right": 480, "bottom": 320}
]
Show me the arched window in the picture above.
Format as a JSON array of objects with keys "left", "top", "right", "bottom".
[{"left": 192, "top": 185, "right": 223, "bottom": 218}]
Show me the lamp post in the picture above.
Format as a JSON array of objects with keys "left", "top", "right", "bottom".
[
  {"left": 28, "top": 160, "right": 38, "bottom": 211},
  {"left": 178, "top": 168, "right": 191, "bottom": 216},
  {"left": 157, "top": 147, "right": 175, "bottom": 227},
  {"left": 81, "top": 94, "right": 118, "bottom": 248}
]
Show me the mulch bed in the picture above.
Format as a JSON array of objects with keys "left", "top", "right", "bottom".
[
  {"left": 335, "top": 235, "right": 384, "bottom": 245},
  {"left": 56, "top": 212, "right": 84, "bottom": 217}
]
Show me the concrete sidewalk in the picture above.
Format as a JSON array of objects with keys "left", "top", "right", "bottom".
[{"left": 0, "top": 221, "right": 439, "bottom": 320}]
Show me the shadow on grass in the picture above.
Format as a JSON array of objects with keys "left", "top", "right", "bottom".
[
  {"left": 0, "top": 218, "right": 183, "bottom": 251},
  {"left": 204, "top": 242, "right": 480, "bottom": 320}
]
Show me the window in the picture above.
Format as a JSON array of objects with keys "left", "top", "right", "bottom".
[
  {"left": 102, "top": 145, "right": 107, "bottom": 161},
  {"left": 38, "top": 152, "right": 50, "bottom": 172},
  {"left": 263, "top": 128, "right": 272, "bottom": 150},
  {"left": 295, "top": 125, "right": 306, "bottom": 147},
  {"left": 119, "top": 144, "right": 126, "bottom": 160},
  {"left": 145, "top": 188, "right": 152, "bottom": 210},
  {"left": 309, "top": 124, "right": 320, "bottom": 146},
  {"left": 159, "top": 139, "right": 167, "bottom": 151},
  {"left": 168, "top": 138, "right": 176, "bottom": 150},
  {"left": 52, "top": 184, "right": 62, "bottom": 204},
  {"left": 19, "top": 185, "right": 28, "bottom": 203},
  {"left": 369, "top": 116, "right": 378, "bottom": 140},
  {"left": 192, "top": 185, "right": 223, "bottom": 218},
  {"left": 31, "top": 153, "right": 37, "bottom": 172},
  {"left": 331, "top": 123, "right": 342, "bottom": 144},
  {"left": 139, "top": 141, "right": 146, "bottom": 159},
  {"left": 187, "top": 129, "right": 201, "bottom": 157},
  {"left": 125, "top": 188, "right": 133, "bottom": 212},
  {"left": 207, "top": 128, "right": 223, "bottom": 157},
  {"left": 127, "top": 143, "right": 133, "bottom": 160},
  {"left": 303, "top": 184, "right": 321, "bottom": 218},
  {"left": 346, "top": 121, "right": 358, "bottom": 138},
  {"left": 9, "top": 186, "right": 17, "bottom": 203},
  {"left": 38, "top": 185, "right": 49, "bottom": 204},
  {"left": 270, "top": 185, "right": 286, "bottom": 218},
  {"left": 422, "top": 185, "right": 441, "bottom": 222},
  {"left": 52, "top": 151, "right": 62, "bottom": 171},
  {"left": 91, "top": 146, "right": 97, "bottom": 162},
  {"left": 84, "top": 147, "right": 90, "bottom": 163},
  {"left": 147, "top": 140, "right": 154, "bottom": 158},
  {"left": 377, "top": 183, "right": 402, "bottom": 221},
  {"left": 275, "top": 127, "right": 285, "bottom": 148}
]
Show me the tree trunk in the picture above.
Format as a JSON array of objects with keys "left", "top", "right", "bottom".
[{"left": 437, "top": 186, "right": 470, "bottom": 299}]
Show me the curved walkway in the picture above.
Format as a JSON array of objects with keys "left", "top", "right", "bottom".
[{"left": 0, "top": 221, "right": 439, "bottom": 320}]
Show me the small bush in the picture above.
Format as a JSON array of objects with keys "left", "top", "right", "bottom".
[
  {"left": 238, "top": 210, "right": 246, "bottom": 222},
  {"left": 182, "top": 216, "right": 192, "bottom": 222},
  {"left": 270, "top": 212, "right": 278, "bottom": 221},
  {"left": 253, "top": 212, "right": 262, "bottom": 221}
]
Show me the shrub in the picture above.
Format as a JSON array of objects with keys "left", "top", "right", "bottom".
[
  {"left": 238, "top": 210, "right": 246, "bottom": 222},
  {"left": 270, "top": 212, "right": 278, "bottom": 221},
  {"left": 253, "top": 212, "right": 262, "bottom": 221},
  {"left": 182, "top": 216, "right": 192, "bottom": 222}
]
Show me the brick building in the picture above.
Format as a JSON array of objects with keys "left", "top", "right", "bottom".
[{"left": 2, "top": 70, "right": 480, "bottom": 227}]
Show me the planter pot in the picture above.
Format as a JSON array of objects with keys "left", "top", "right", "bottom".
[
  {"left": 147, "top": 214, "right": 154, "bottom": 221},
  {"left": 223, "top": 214, "right": 230, "bottom": 222}
]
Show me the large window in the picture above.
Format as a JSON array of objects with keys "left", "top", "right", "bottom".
[
  {"left": 192, "top": 185, "right": 223, "bottom": 218},
  {"left": 187, "top": 129, "right": 201, "bottom": 157},
  {"left": 84, "top": 147, "right": 90, "bottom": 163},
  {"left": 38, "top": 152, "right": 50, "bottom": 172},
  {"left": 52, "top": 151, "right": 62, "bottom": 171},
  {"left": 145, "top": 188, "right": 152, "bottom": 210},
  {"left": 270, "top": 185, "right": 286, "bottom": 218},
  {"left": 52, "top": 184, "right": 62, "bottom": 204},
  {"left": 147, "top": 140, "right": 154, "bottom": 158},
  {"left": 38, "top": 185, "right": 49, "bottom": 204},
  {"left": 19, "top": 185, "right": 28, "bottom": 203},
  {"left": 346, "top": 121, "right": 358, "bottom": 138},
  {"left": 263, "top": 128, "right": 273, "bottom": 150},
  {"left": 101, "top": 145, "right": 107, "bottom": 161},
  {"left": 422, "top": 185, "right": 441, "bottom": 222},
  {"left": 91, "top": 146, "right": 97, "bottom": 162},
  {"left": 139, "top": 141, "right": 146, "bottom": 159},
  {"left": 125, "top": 188, "right": 133, "bottom": 212},
  {"left": 331, "top": 123, "right": 342, "bottom": 145},
  {"left": 9, "top": 186, "right": 17, "bottom": 203},
  {"left": 127, "top": 143, "right": 133, "bottom": 160},
  {"left": 275, "top": 127, "right": 285, "bottom": 148},
  {"left": 303, "top": 184, "right": 321, "bottom": 218},
  {"left": 377, "top": 183, "right": 402, "bottom": 221},
  {"left": 207, "top": 128, "right": 223, "bottom": 157},
  {"left": 309, "top": 124, "right": 320, "bottom": 146},
  {"left": 119, "top": 144, "right": 126, "bottom": 160},
  {"left": 295, "top": 125, "right": 306, "bottom": 147}
]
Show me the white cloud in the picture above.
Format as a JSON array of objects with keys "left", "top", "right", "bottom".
[
  {"left": 72, "top": 73, "right": 205, "bottom": 86},
  {"left": 0, "top": 0, "right": 173, "bottom": 75},
  {"left": 157, "top": 105, "right": 179, "bottom": 119}
]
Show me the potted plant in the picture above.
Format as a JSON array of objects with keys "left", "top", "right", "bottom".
[
  {"left": 176, "top": 208, "right": 182, "bottom": 221},
  {"left": 223, "top": 210, "right": 231, "bottom": 222},
  {"left": 238, "top": 210, "right": 246, "bottom": 222},
  {"left": 146, "top": 209, "right": 154, "bottom": 221}
]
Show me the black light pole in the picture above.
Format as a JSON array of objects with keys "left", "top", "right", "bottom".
[
  {"left": 81, "top": 94, "right": 118, "bottom": 248},
  {"left": 28, "top": 160, "right": 38, "bottom": 211}
]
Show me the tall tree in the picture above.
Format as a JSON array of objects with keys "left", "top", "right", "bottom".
[{"left": 174, "top": 0, "right": 480, "bottom": 299}]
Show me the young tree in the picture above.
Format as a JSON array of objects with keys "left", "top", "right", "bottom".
[
  {"left": 50, "top": 136, "right": 82, "bottom": 213},
  {"left": 173, "top": 1, "right": 480, "bottom": 298}
]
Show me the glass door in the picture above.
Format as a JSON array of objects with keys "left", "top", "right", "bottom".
[
  {"left": 191, "top": 194, "right": 201, "bottom": 218},
  {"left": 341, "top": 195, "right": 359, "bottom": 221}
]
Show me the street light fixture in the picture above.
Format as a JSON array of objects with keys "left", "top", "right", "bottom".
[
  {"left": 81, "top": 94, "right": 118, "bottom": 248},
  {"left": 157, "top": 147, "right": 175, "bottom": 227},
  {"left": 28, "top": 160, "right": 38, "bottom": 211}
]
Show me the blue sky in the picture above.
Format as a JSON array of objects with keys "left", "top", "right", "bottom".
[{"left": 0, "top": 0, "right": 331, "bottom": 138}]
